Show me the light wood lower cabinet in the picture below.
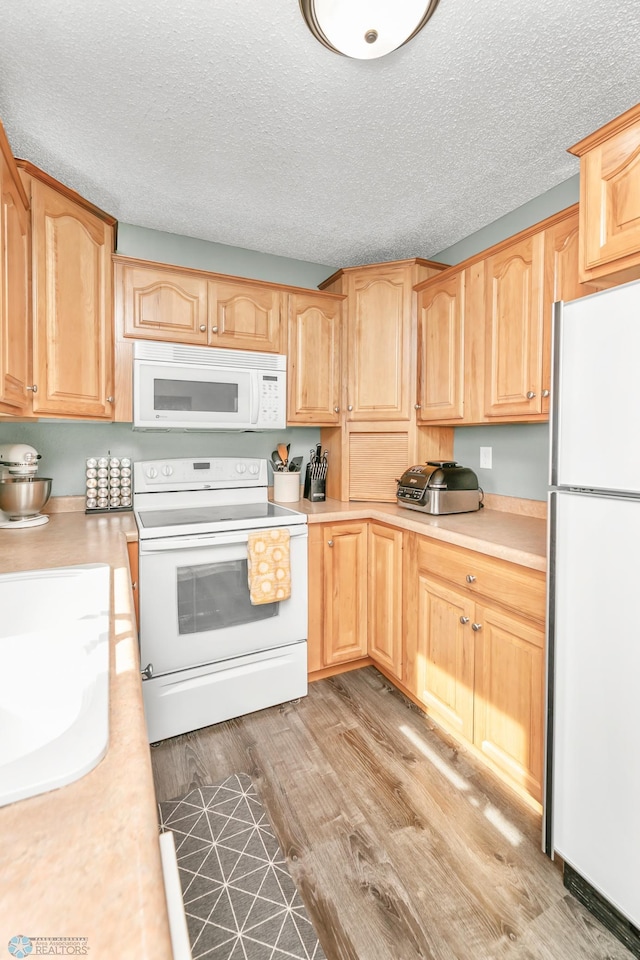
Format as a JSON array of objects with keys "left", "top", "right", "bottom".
[
  {"left": 127, "top": 540, "right": 139, "bottom": 630},
  {"left": 405, "top": 533, "right": 546, "bottom": 804},
  {"left": 367, "top": 523, "right": 403, "bottom": 681},
  {"left": 323, "top": 521, "right": 368, "bottom": 666}
]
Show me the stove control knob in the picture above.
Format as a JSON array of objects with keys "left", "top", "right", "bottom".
[
  {"left": 236, "top": 463, "right": 247, "bottom": 474},
  {"left": 161, "top": 465, "right": 173, "bottom": 477},
  {"left": 146, "top": 466, "right": 158, "bottom": 479},
  {"left": 249, "top": 464, "right": 259, "bottom": 475}
]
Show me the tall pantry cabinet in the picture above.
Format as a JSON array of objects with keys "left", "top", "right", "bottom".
[{"left": 318, "top": 258, "right": 453, "bottom": 502}]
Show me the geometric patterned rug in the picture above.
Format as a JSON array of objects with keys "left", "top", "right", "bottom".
[{"left": 158, "top": 774, "right": 327, "bottom": 960}]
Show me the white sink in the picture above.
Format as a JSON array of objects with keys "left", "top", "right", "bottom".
[{"left": 0, "top": 563, "right": 110, "bottom": 808}]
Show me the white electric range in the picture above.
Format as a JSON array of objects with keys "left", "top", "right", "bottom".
[{"left": 133, "top": 456, "right": 308, "bottom": 742}]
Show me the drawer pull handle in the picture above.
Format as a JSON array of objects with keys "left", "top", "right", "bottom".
[
  {"left": 466, "top": 574, "right": 476, "bottom": 583},
  {"left": 472, "top": 622, "right": 483, "bottom": 632},
  {"left": 459, "top": 616, "right": 470, "bottom": 624}
]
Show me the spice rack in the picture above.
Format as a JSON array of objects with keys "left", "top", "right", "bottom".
[{"left": 85, "top": 456, "right": 133, "bottom": 513}]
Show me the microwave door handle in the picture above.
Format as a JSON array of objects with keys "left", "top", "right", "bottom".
[{"left": 250, "top": 371, "right": 260, "bottom": 425}]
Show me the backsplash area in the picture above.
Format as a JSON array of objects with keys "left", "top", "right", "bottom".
[
  {"left": 454, "top": 423, "right": 549, "bottom": 502},
  {"left": 0, "top": 422, "right": 549, "bottom": 500},
  {"left": 0, "top": 423, "right": 321, "bottom": 496}
]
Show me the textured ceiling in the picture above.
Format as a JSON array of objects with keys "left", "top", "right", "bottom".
[{"left": 0, "top": 0, "right": 639, "bottom": 267}]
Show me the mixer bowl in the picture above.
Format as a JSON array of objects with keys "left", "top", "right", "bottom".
[{"left": 0, "top": 477, "right": 52, "bottom": 519}]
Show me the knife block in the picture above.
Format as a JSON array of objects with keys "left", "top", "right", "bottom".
[{"left": 303, "top": 463, "right": 326, "bottom": 502}]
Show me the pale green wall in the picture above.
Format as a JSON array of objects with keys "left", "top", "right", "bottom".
[
  {"left": 0, "top": 422, "right": 320, "bottom": 496},
  {"left": 433, "top": 176, "right": 580, "bottom": 502},
  {"left": 117, "top": 223, "right": 334, "bottom": 288}
]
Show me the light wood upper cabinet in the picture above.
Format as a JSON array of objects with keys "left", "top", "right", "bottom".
[
  {"left": 287, "top": 291, "right": 342, "bottom": 425},
  {"left": 117, "top": 259, "right": 208, "bottom": 344},
  {"left": 367, "top": 523, "right": 403, "bottom": 680},
  {"left": 569, "top": 103, "right": 640, "bottom": 286},
  {"left": 484, "top": 232, "right": 545, "bottom": 418},
  {"left": 23, "top": 167, "right": 115, "bottom": 418},
  {"left": 0, "top": 126, "right": 30, "bottom": 415},
  {"left": 345, "top": 266, "right": 412, "bottom": 421},
  {"left": 416, "top": 271, "right": 464, "bottom": 422},
  {"left": 208, "top": 278, "right": 282, "bottom": 353}
]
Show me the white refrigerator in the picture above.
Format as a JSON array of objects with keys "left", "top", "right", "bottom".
[{"left": 546, "top": 278, "right": 640, "bottom": 943}]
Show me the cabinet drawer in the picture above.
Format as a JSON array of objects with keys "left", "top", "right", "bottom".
[{"left": 416, "top": 536, "right": 545, "bottom": 622}]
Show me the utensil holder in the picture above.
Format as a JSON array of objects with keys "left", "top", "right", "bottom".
[
  {"left": 303, "top": 463, "right": 326, "bottom": 502},
  {"left": 273, "top": 471, "right": 301, "bottom": 503}
]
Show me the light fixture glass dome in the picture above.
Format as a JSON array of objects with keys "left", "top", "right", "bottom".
[{"left": 299, "top": 0, "right": 440, "bottom": 60}]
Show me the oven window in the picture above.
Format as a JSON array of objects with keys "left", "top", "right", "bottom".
[
  {"left": 177, "top": 559, "right": 277, "bottom": 634},
  {"left": 154, "top": 378, "right": 238, "bottom": 413}
]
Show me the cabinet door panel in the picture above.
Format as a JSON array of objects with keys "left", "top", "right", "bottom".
[
  {"left": 208, "top": 280, "right": 281, "bottom": 352},
  {"left": 119, "top": 262, "right": 208, "bottom": 343},
  {"left": 484, "top": 234, "right": 544, "bottom": 418},
  {"left": 31, "top": 180, "right": 114, "bottom": 417},
  {"left": 581, "top": 118, "right": 640, "bottom": 274},
  {"left": 367, "top": 524, "right": 402, "bottom": 679},
  {"left": 323, "top": 522, "right": 368, "bottom": 664},
  {"left": 416, "top": 576, "right": 475, "bottom": 741},
  {"left": 347, "top": 269, "right": 410, "bottom": 420},
  {"left": 473, "top": 604, "right": 544, "bottom": 802},
  {"left": 307, "top": 525, "right": 325, "bottom": 674},
  {"left": 287, "top": 293, "right": 341, "bottom": 424},
  {"left": 417, "top": 273, "right": 464, "bottom": 421},
  {"left": 0, "top": 154, "right": 30, "bottom": 412}
]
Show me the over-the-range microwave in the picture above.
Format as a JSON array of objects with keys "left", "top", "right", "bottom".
[{"left": 132, "top": 340, "right": 286, "bottom": 430}]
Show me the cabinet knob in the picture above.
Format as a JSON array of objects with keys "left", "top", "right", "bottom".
[
  {"left": 199, "top": 324, "right": 206, "bottom": 332},
  {"left": 459, "top": 616, "right": 470, "bottom": 624},
  {"left": 131, "top": 581, "right": 137, "bottom": 591},
  {"left": 211, "top": 326, "right": 219, "bottom": 333},
  {"left": 526, "top": 391, "right": 536, "bottom": 400},
  {"left": 27, "top": 384, "right": 38, "bottom": 393},
  {"left": 333, "top": 406, "right": 340, "bottom": 413},
  {"left": 542, "top": 389, "right": 550, "bottom": 398},
  {"left": 465, "top": 574, "right": 476, "bottom": 583},
  {"left": 414, "top": 403, "right": 422, "bottom": 410},
  {"left": 347, "top": 405, "right": 353, "bottom": 412},
  {"left": 327, "top": 539, "right": 334, "bottom": 547},
  {"left": 106, "top": 396, "right": 114, "bottom": 403},
  {"left": 472, "top": 622, "right": 483, "bottom": 632},
  {"left": 141, "top": 662, "right": 154, "bottom": 679}
]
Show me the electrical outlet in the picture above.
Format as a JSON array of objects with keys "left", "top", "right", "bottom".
[{"left": 480, "top": 446, "right": 492, "bottom": 469}]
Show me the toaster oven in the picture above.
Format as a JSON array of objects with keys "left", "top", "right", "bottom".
[{"left": 396, "top": 461, "right": 482, "bottom": 515}]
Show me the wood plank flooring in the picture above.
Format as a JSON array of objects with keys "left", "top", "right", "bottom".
[{"left": 151, "top": 667, "right": 633, "bottom": 960}]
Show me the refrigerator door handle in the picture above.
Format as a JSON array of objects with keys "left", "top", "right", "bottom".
[{"left": 549, "top": 300, "right": 564, "bottom": 490}]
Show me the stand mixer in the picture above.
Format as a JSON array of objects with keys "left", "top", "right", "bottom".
[{"left": 0, "top": 443, "right": 52, "bottom": 528}]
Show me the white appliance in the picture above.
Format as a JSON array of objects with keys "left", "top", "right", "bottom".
[
  {"left": 133, "top": 456, "right": 308, "bottom": 743},
  {"left": 546, "top": 279, "right": 640, "bottom": 950},
  {"left": 133, "top": 340, "right": 286, "bottom": 431}
]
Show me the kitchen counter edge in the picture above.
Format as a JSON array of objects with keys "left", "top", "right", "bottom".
[{"left": 0, "top": 512, "right": 172, "bottom": 960}]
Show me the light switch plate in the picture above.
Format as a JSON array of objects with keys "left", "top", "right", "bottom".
[{"left": 480, "top": 446, "right": 492, "bottom": 469}]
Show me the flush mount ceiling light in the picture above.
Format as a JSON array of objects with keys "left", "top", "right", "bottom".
[{"left": 299, "top": 0, "right": 440, "bottom": 60}]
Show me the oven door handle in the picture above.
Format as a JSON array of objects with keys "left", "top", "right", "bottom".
[{"left": 139, "top": 526, "right": 308, "bottom": 553}]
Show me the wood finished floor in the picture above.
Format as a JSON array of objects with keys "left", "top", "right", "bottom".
[{"left": 151, "top": 667, "right": 633, "bottom": 960}]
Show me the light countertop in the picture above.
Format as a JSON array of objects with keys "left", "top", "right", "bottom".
[
  {"left": 291, "top": 498, "right": 547, "bottom": 572},
  {"left": 0, "top": 512, "right": 172, "bottom": 960}
]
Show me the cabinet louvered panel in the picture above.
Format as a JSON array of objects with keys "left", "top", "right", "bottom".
[{"left": 349, "top": 432, "right": 409, "bottom": 502}]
